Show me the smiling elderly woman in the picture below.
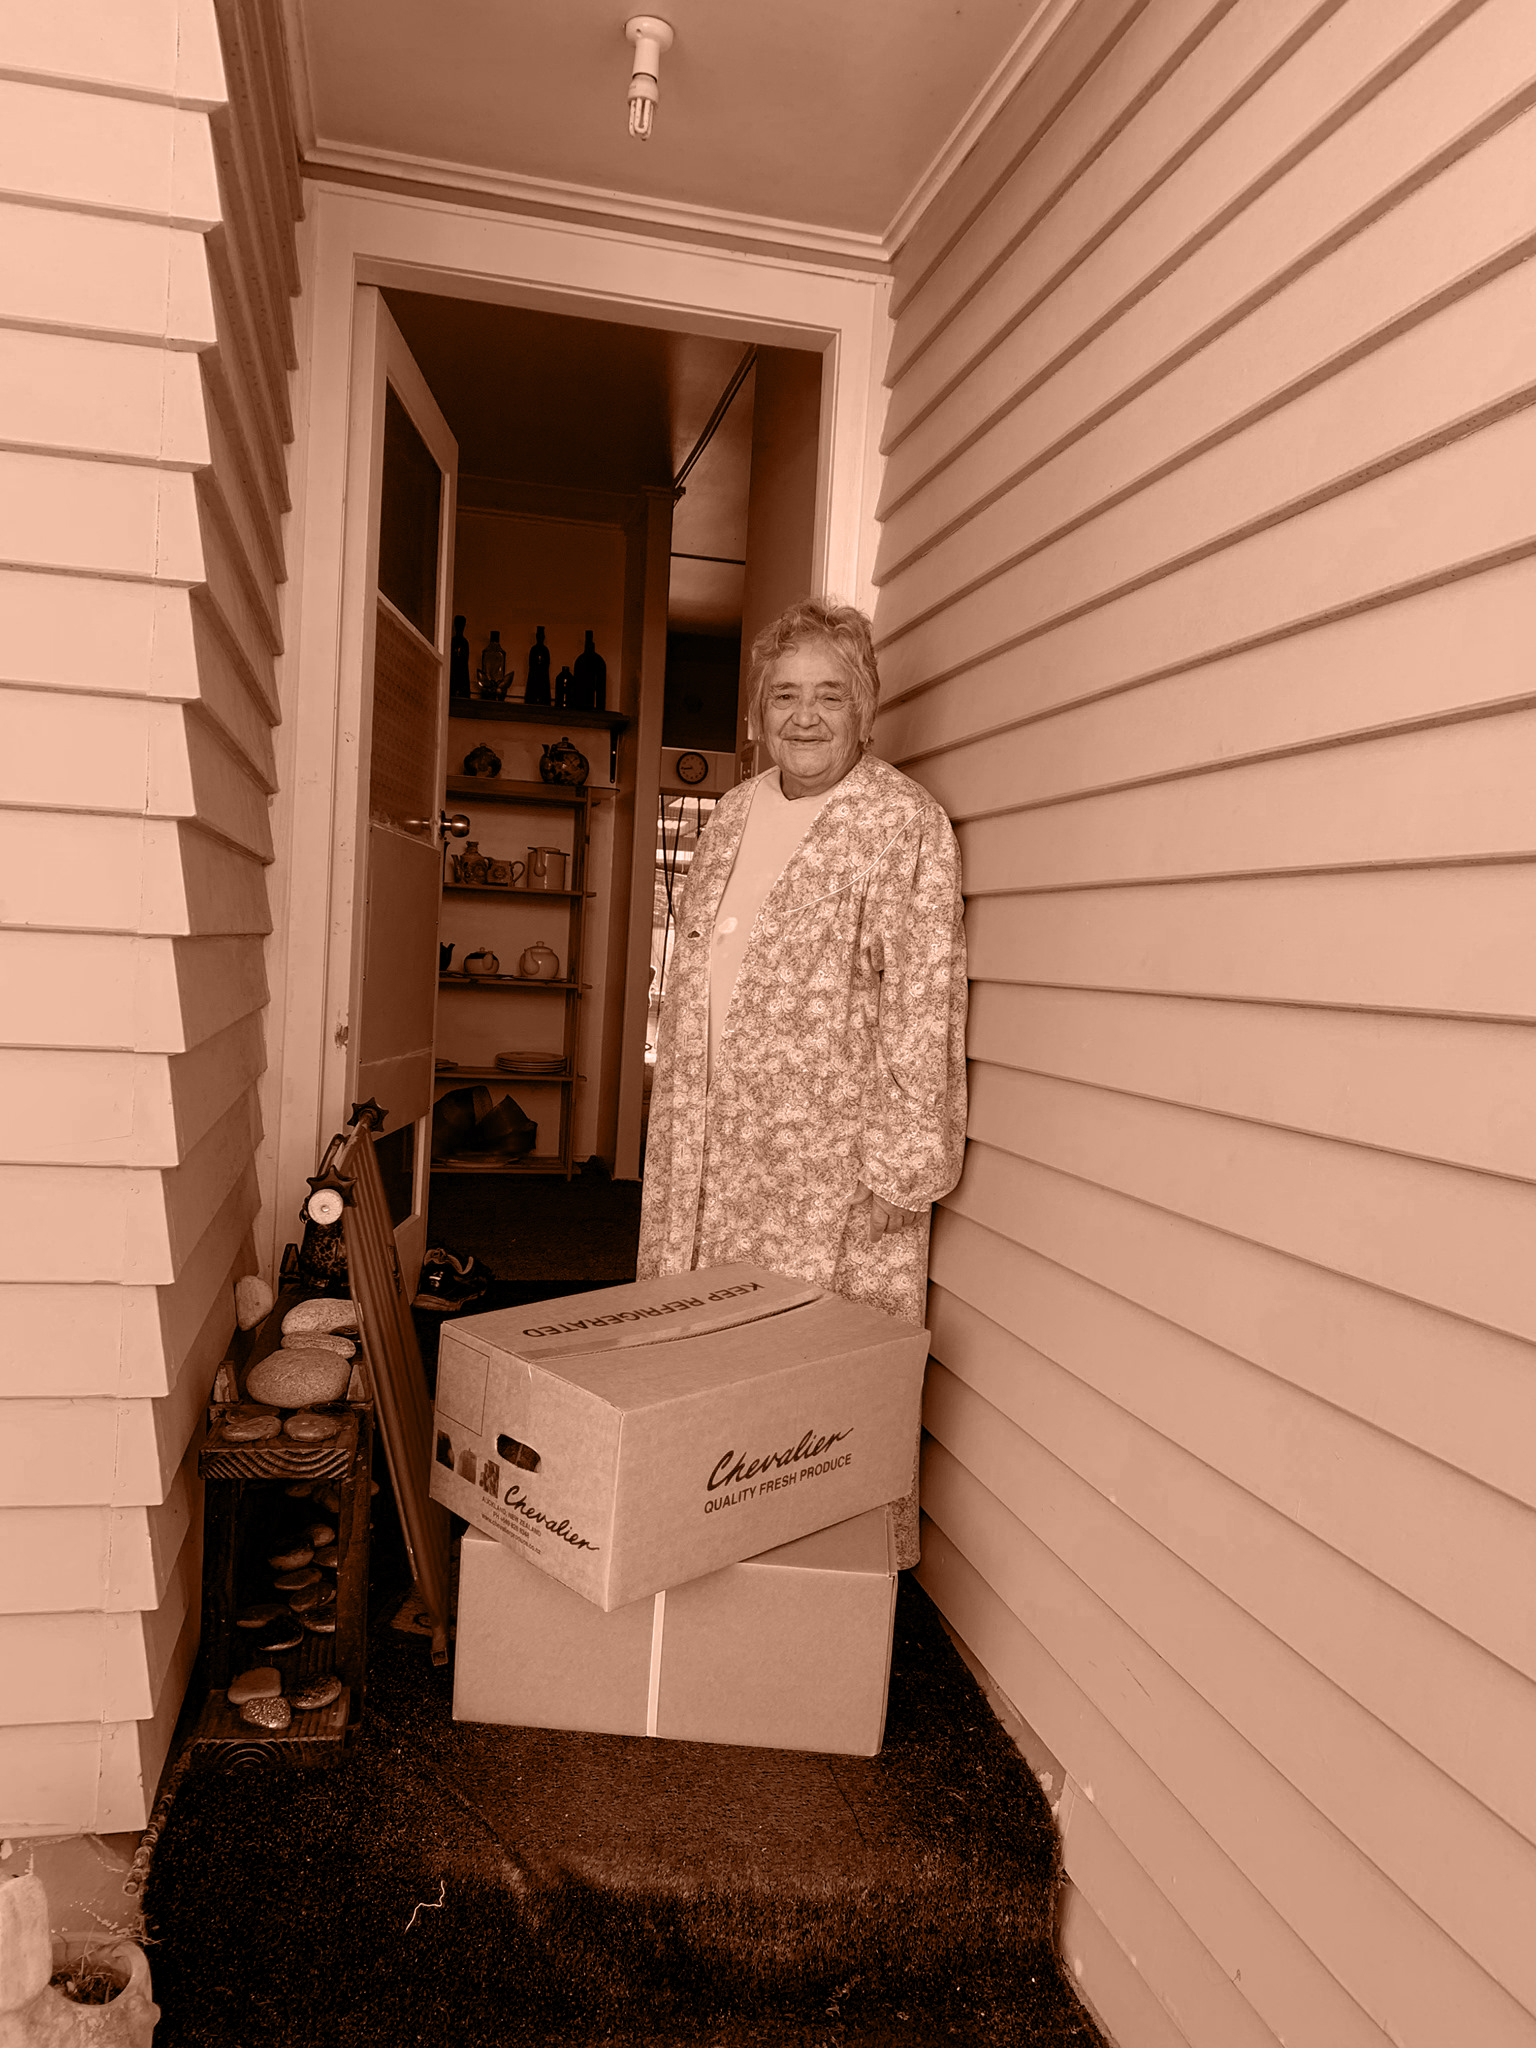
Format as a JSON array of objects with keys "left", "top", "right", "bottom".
[{"left": 637, "top": 598, "right": 968, "bottom": 1565}]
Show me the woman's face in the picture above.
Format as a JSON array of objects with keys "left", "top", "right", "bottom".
[{"left": 759, "top": 643, "right": 865, "bottom": 798}]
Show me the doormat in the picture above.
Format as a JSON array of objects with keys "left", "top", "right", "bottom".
[{"left": 142, "top": 1578, "right": 1104, "bottom": 2047}]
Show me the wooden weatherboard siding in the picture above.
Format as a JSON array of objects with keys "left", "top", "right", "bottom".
[
  {"left": 0, "top": 0, "right": 301, "bottom": 1832},
  {"left": 874, "top": 1, "right": 1536, "bottom": 2043}
]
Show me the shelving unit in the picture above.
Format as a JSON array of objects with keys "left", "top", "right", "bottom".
[
  {"left": 450, "top": 697, "right": 629, "bottom": 779},
  {"left": 434, "top": 769, "right": 605, "bottom": 1179}
]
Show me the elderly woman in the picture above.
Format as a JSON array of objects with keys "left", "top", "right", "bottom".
[{"left": 637, "top": 598, "right": 968, "bottom": 1565}]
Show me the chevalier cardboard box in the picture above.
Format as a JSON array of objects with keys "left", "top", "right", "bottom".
[
  {"left": 453, "top": 1508, "right": 899, "bottom": 1754},
  {"left": 429, "top": 1264, "right": 927, "bottom": 1611}
]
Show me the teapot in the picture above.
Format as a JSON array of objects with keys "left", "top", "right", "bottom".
[
  {"left": 463, "top": 742, "right": 502, "bottom": 778},
  {"left": 539, "top": 736, "right": 589, "bottom": 787},
  {"left": 518, "top": 941, "right": 560, "bottom": 982},
  {"left": 463, "top": 949, "right": 500, "bottom": 977}
]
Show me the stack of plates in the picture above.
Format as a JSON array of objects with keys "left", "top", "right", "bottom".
[{"left": 495, "top": 1050, "right": 564, "bottom": 1075}]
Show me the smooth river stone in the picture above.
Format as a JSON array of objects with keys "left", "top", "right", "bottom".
[
  {"left": 302, "top": 1611, "right": 336, "bottom": 1634},
  {"left": 235, "top": 1274, "right": 275, "bottom": 1331},
  {"left": 287, "top": 1583, "right": 320, "bottom": 1612},
  {"left": 273, "top": 1567, "right": 320, "bottom": 1590},
  {"left": 284, "top": 1481, "right": 315, "bottom": 1499},
  {"left": 310, "top": 1582, "right": 337, "bottom": 1609},
  {"left": 220, "top": 1412, "right": 281, "bottom": 1442},
  {"left": 267, "top": 1544, "right": 314, "bottom": 1572},
  {"left": 280, "top": 1332, "right": 356, "bottom": 1358},
  {"left": 247, "top": 1353, "right": 351, "bottom": 1409},
  {"left": 235, "top": 1603, "right": 285, "bottom": 1630},
  {"left": 291, "top": 1674, "right": 343, "bottom": 1712},
  {"left": 284, "top": 1410, "right": 341, "bottom": 1441},
  {"left": 239, "top": 1694, "right": 292, "bottom": 1730},
  {"left": 281, "top": 1297, "right": 359, "bottom": 1337},
  {"left": 315, "top": 1489, "right": 342, "bottom": 1517},
  {"left": 306, "top": 1524, "right": 336, "bottom": 1549},
  {"left": 227, "top": 1666, "right": 282, "bottom": 1705},
  {"left": 258, "top": 1620, "right": 304, "bottom": 1651},
  {"left": 311, "top": 1545, "right": 340, "bottom": 1570}
]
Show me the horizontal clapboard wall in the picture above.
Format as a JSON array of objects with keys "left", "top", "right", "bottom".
[
  {"left": 0, "top": 0, "right": 301, "bottom": 1832},
  {"left": 872, "top": 0, "right": 1536, "bottom": 2043}
]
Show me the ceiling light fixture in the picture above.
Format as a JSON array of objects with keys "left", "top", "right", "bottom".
[{"left": 624, "top": 16, "right": 674, "bottom": 141}]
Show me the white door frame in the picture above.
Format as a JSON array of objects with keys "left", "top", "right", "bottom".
[{"left": 260, "top": 180, "right": 892, "bottom": 1275}]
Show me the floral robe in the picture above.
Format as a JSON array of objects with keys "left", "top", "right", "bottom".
[{"left": 637, "top": 753, "right": 969, "bottom": 1563}]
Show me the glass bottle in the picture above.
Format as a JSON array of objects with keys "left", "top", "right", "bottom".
[
  {"left": 449, "top": 614, "right": 471, "bottom": 697},
  {"left": 573, "top": 629, "right": 606, "bottom": 712},
  {"left": 478, "top": 630, "right": 506, "bottom": 698},
  {"left": 525, "top": 626, "right": 552, "bottom": 706}
]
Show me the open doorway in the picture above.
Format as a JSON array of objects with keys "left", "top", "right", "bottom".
[{"left": 371, "top": 288, "right": 822, "bottom": 1293}]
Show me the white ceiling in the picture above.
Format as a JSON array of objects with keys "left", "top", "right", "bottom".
[{"left": 290, "top": 0, "right": 1054, "bottom": 244}]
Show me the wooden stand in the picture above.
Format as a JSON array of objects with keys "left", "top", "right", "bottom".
[{"left": 189, "top": 1302, "right": 372, "bottom": 1763}]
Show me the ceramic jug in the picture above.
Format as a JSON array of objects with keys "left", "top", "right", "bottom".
[
  {"left": 518, "top": 941, "right": 560, "bottom": 981},
  {"left": 526, "top": 846, "right": 568, "bottom": 891}
]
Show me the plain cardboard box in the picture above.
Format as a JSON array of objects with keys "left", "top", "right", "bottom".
[
  {"left": 453, "top": 1508, "right": 899, "bottom": 1755},
  {"left": 429, "top": 1264, "right": 926, "bottom": 1610}
]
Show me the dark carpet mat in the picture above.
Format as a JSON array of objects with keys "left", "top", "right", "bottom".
[{"left": 143, "top": 1582, "right": 1102, "bottom": 2047}]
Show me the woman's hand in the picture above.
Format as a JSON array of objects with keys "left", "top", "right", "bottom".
[{"left": 854, "top": 1182, "right": 923, "bottom": 1243}]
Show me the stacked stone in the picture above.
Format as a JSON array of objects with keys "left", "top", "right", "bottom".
[{"left": 224, "top": 1298, "right": 360, "bottom": 1726}]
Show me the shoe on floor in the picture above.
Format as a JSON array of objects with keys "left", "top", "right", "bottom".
[{"left": 413, "top": 1246, "right": 495, "bottom": 1313}]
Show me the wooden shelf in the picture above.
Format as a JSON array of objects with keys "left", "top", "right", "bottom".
[
  {"left": 439, "top": 974, "right": 578, "bottom": 992},
  {"left": 444, "top": 883, "right": 589, "bottom": 900},
  {"left": 430, "top": 1154, "right": 568, "bottom": 1175},
  {"left": 447, "top": 775, "right": 599, "bottom": 806},
  {"left": 434, "top": 1066, "right": 573, "bottom": 1082},
  {"left": 449, "top": 700, "right": 628, "bottom": 732}
]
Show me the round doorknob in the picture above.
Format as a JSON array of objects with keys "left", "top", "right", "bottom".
[{"left": 403, "top": 811, "right": 472, "bottom": 838}]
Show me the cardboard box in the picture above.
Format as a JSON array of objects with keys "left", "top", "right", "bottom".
[
  {"left": 429, "top": 1264, "right": 926, "bottom": 1611},
  {"left": 453, "top": 1509, "right": 898, "bottom": 1755}
]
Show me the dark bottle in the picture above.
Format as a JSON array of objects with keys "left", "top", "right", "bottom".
[
  {"left": 449, "top": 614, "right": 472, "bottom": 697},
  {"left": 572, "top": 629, "right": 606, "bottom": 712},
  {"left": 554, "top": 665, "right": 574, "bottom": 711},
  {"left": 524, "top": 626, "right": 552, "bottom": 706}
]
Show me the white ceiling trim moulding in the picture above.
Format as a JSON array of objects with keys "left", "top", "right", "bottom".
[
  {"left": 301, "top": 138, "right": 891, "bottom": 268},
  {"left": 281, "top": 0, "right": 1081, "bottom": 270},
  {"left": 881, "top": 0, "right": 1084, "bottom": 255}
]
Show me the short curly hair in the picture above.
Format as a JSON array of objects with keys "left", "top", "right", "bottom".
[{"left": 744, "top": 598, "right": 881, "bottom": 746}]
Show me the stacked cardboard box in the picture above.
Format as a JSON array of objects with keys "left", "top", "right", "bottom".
[{"left": 431, "top": 1265, "right": 928, "bottom": 1755}]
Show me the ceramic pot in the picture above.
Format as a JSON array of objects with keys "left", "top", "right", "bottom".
[
  {"left": 463, "top": 743, "right": 502, "bottom": 778},
  {"left": 539, "top": 737, "right": 589, "bottom": 787},
  {"left": 518, "top": 942, "right": 560, "bottom": 981},
  {"left": 4, "top": 1940, "right": 160, "bottom": 2046},
  {"left": 463, "top": 949, "right": 499, "bottom": 977},
  {"left": 454, "top": 841, "right": 489, "bottom": 885}
]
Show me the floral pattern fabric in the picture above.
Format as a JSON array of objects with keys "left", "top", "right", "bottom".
[{"left": 638, "top": 754, "right": 969, "bottom": 1564}]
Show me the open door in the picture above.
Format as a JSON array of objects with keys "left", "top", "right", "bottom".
[{"left": 344, "top": 289, "right": 458, "bottom": 1289}]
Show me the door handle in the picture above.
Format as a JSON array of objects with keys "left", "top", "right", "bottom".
[{"left": 405, "top": 811, "right": 471, "bottom": 840}]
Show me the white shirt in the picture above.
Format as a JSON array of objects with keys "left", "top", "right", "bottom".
[{"left": 708, "top": 771, "right": 834, "bottom": 1080}]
